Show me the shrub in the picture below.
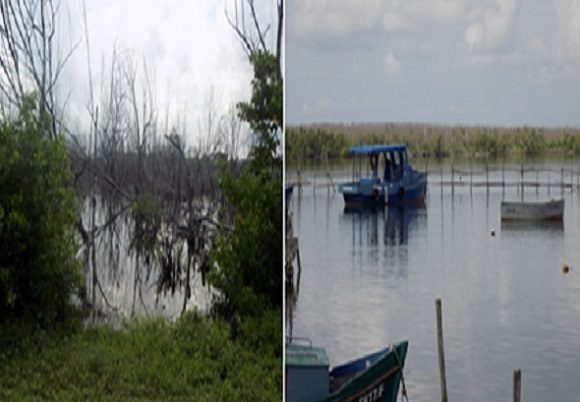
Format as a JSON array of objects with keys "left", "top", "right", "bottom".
[
  {"left": 210, "top": 49, "right": 282, "bottom": 317},
  {"left": 0, "top": 101, "right": 79, "bottom": 325},
  {"left": 211, "top": 164, "right": 282, "bottom": 316}
]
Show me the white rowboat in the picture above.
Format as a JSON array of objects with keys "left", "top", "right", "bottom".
[{"left": 500, "top": 199, "right": 564, "bottom": 221}]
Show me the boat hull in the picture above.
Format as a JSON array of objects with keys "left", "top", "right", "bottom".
[
  {"left": 341, "top": 189, "right": 385, "bottom": 209},
  {"left": 285, "top": 340, "right": 408, "bottom": 402},
  {"left": 500, "top": 199, "right": 564, "bottom": 221},
  {"left": 340, "top": 174, "right": 427, "bottom": 209},
  {"left": 386, "top": 174, "right": 427, "bottom": 206},
  {"left": 323, "top": 341, "right": 408, "bottom": 402},
  {"left": 339, "top": 143, "right": 427, "bottom": 210}
]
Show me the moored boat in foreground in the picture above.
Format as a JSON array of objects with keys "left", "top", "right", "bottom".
[
  {"left": 286, "top": 338, "right": 408, "bottom": 402},
  {"left": 338, "top": 145, "right": 427, "bottom": 209},
  {"left": 500, "top": 199, "right": 564, "bottom": 221}
]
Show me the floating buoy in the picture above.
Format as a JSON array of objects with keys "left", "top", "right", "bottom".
[
  {"left": 490, "top": 229, "right": 496, "bottom": 237},
  {"left": 563, "top": 264, "right": 570, "bottom": 274}
]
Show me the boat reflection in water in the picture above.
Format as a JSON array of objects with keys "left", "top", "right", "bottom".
[
  {"left": 341, "top": 205, "right": 427, "bottom": 281},
  {"left": 383, "top": 207, "right": 425, "bottom": 247},
  {"left": 501, "top": 219, "right": 564, "bottom": 235},
  {"left": 342, "top": 205, "right": 426, "bottom": 244}
]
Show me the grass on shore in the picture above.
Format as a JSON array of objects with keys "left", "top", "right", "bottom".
[
  {"left": 286, "top": 123, "right": 580, "bottom": 163},
  {"left": 0, "top": 309, "right": 281, "bottom": 401}
]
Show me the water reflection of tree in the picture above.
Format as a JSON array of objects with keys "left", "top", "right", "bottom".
[
  {"left": 68, "top": 47, "right": 243, "bottom": 321},
  {"left": 73, "top": 146, "right": 225, "bottom": 320},
  {"left": 285, "top": 205, "right": 300, "bottom": 338},
  {"left": 286, "top": 279, "right": 298, "bottom": 338},
  {"left": 0, "top": 0, "right": 284, "bottom": 324}
]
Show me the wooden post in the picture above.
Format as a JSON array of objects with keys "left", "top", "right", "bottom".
[
  {"left": 470, "top": 162, "right": 473, "bottom": 195},
  {"left": 441, "top": 163, "right": 444, "bottom": 197},
  {"left": 295, "top": 247, "right": 302, "bottom": 295},
  {"left": 436, "top": 298, "right": 448, "bottom": 402},
  {"left": 327, "top": 171, "right": 336, "bottom": 194},
  {"left": 520, "top": 164, "right": 524, "bottom": 202},
  {"left": 313, "top": 171, "right": 316, "bottom": 195},
  {"left": 502, "top": 160, "right": 505, "bottom": 193},
  {"left": 561, "top": 167, "right": 564, "bottom": 196},
  {"left": 513, "top": 369, "right": 521, "bottom": 402},
  {"left": 486, "top": 163, "right": 489, "bottom": 194},
  {"left": 451, "top": 164, "right": 454, "bottom": 196}
]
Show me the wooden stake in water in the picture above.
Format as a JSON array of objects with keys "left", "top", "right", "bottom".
[
  {"left": 561, "top": 167, "right": 564, "bottom": 196},
  {"left": 436, "top": 298, "right": 448, "bottom": 402},
  {"left": 513, "top": 369, "right": 521, "bottom": 402},
  {"left": 451, "top": 164, "right": 454, "bottom": 196},
  {"left": 520, "top": 164, "right": 524, "bottom": 202}
]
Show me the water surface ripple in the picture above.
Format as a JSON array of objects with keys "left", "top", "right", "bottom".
[{"left": 289, "top": 163, "right": 580, "bottom": 402}]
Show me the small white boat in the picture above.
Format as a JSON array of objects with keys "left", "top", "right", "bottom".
[{"left": 500, "top": 199, "right": 564, "bottom": 221}]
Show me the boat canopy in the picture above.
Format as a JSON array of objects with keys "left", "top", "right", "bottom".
[{"left": 348, "top": 144, "right": 407, "bottom": 155}]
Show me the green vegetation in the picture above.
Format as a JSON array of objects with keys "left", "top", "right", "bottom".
[
  {"left": 1, "top": 8, "right": 283, "bottom": 402},
  {"left": 130, "top": 192, "right": 162, "bottom": 261},
  {"left": 237, "top": 50, "right": 282, "bottom": 164},
  {"left": 0, "top": 310, "right": 281, "bottom": 401},
  {"left": 210, "top": 50, "right": 282, "bottom": 317},
  {"left": 286, "top": 124, "right": 580, "bottom": 163},
  {"left": 286, "top": 127, "right": 348, "bottom": 160},
  {"left": 0, "top": 98, "right": 79, "bottom": 326},
  {"left": 0, "top": 68, "right": 282, "bottom": 398},
  {"left": 212, "top": 166, "right": 281, "bottom": 316}
]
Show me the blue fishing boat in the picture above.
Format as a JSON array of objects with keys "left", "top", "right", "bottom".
[
  {"left": 286, "top": 338, "right": 408, "bottom": 402},
  {"left": 338, "top": 145, "right": 427, "bottom": 209}
]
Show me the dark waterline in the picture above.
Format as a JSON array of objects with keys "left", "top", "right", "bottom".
[{"left": 287, "top": 161, "right": 580, "bottom": 402}]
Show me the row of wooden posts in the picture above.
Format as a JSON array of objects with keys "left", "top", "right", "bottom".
[
  {"left": 288, "top": 165, "right": 580, "bottom": 193},
  {"left": 435, "top": 298, "right": 521, "bottom": 402},
  {"left": 445, "top": 165, "right": 580, "bottom": 195}
]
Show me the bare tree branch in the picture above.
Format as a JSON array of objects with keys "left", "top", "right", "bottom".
[
  {"left": 276, "top": 0, "right": 283, "bottom": 81},
  {"left": 0, "top": 0, "right": 75, "bottom": 138},
  {"left": 225, "top": 3, "right": 254, "bottom": 57}
]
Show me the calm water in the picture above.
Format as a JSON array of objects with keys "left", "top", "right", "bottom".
[
  {"left": 81, "top": 200, "right": 212, "bottom": 323},
  {"left": 287, "top": 161, "right": 580, "bottom": 402}
]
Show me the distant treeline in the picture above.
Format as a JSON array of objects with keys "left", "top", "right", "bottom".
[
  {"left": 67, "top": 140, "right": 229, "bottom": 202},
  {"left": 286, "top": 123, "right": 580, "bottom": 162}
]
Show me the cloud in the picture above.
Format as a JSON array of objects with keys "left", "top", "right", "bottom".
[
  {"left": 290, "top": 0, "right": 463, "bottom": 40},
  {"left": 553, "top": 0, "right": 580, "bottom": 61},
  {"left": 464, "top": 0, "right": 519, "bottom": 54},
  {"left": 382, "top": 0, "right": 464, "bottom": 32},
  {"left": 301, "top": 95, "right": 332, "bottom": 116},
  {"left": 515, "top": 2, "right": 580, "bottom": 79},
  {"left": 289, "top": 0, "right": 382, "bottom": 40},
  {"left": 384, "top": 50, "right": 401, "bottom": 75},
  {"left": 60, "top": 0, "right": 253, "bottom": 139}
]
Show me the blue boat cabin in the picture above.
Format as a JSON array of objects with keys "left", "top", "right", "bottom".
[{"left": 339, "top": 144, "right": 427, "bottom": 208}]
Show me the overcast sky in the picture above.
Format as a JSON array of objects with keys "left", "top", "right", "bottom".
[
  {"left": 286, "top": 0, "right": 580, "bottom": 128},
  {"left": 60, "top": 0, "right": 278, "bottom": 143}
]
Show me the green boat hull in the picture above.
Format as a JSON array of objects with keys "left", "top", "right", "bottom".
[{"left": 321, "top": 341, "right": 408, "bottom": 402}]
